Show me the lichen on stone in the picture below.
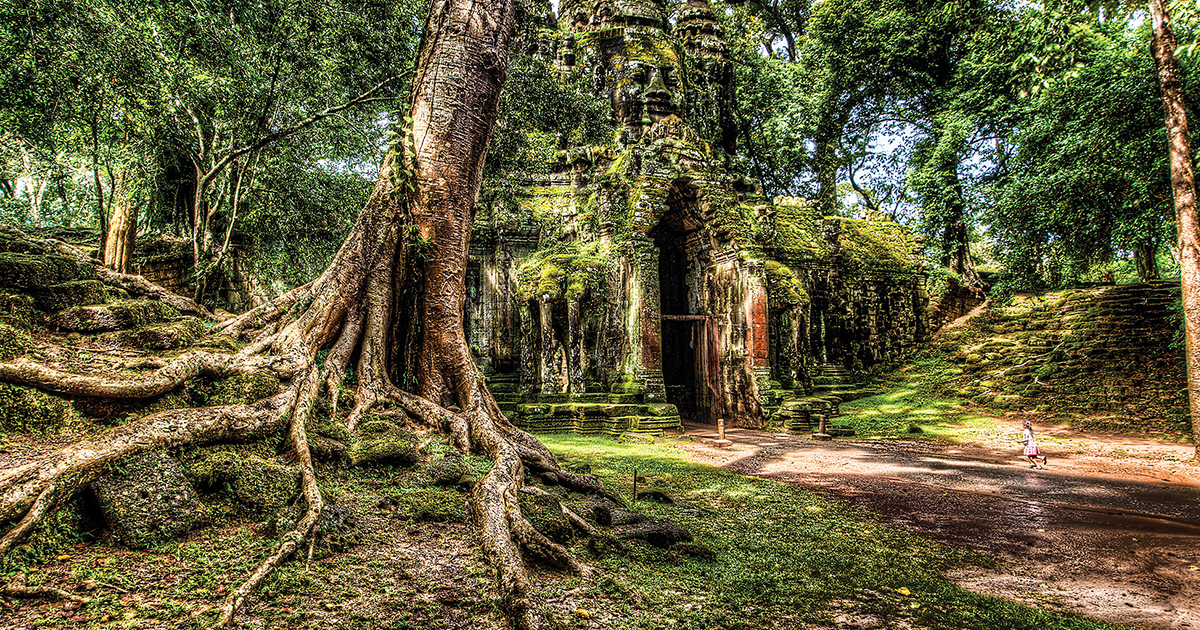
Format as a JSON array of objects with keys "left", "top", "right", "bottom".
[
  {"left": 394, "top": 488, "right": 466, "bottom": 523},
  {"left": 184, "top": 448, "right": 299, "bottom": 513},
  {"left": 34, "top": 280, "right": 108, "bottom": 312},
  {"left": 100, "top": 316, "right": 209, "bottom": 351},
  {"left": 0, "top": 251, "right": 89, "bottom": 289},
  {"left": 90, "top": 451, "right": 206, "bottom": 549},
  {"left": 516, "top": 242, "right": 613, "bottom": 301},
  {"left": 0, "top": 290, "right": 38, "bottom": 330},
  {"left": 348, "top": 418, "right": 422, "bottom": 467}
]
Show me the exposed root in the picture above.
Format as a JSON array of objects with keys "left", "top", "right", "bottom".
[
  {"left": 0, "top": 351, "right": 303, "bottom": 400},
  {"left": 2, "top": 573, "right": 90, "bottom": 604},
  {"left": 0, "top": 397, "right": 289, "bottom": 549},
  {"left": 96, "top": 267, "right": 214, "bottom": 320},
  {"left": 219, "top": 372, "right": 324, "bottom": 626}
]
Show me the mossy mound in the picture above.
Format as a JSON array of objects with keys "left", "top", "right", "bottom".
[
  {"left": 348, "top": 418, "right": 421, "bottom": 467},
  {"left": 207, "top": 372, "right": 281, "bottom": 406},
  {"left": 185, "top": 450, "right": 299, "bottom": 513},
  {"left": 0, "top": 322, "right": 31, "bottom": 361},
  {"left": 100, "top": 317, "right": 208, "bottom": 350},
  {"left": 0, "top": 291, "right": 39, "bottom": 329},
  {"left": 0, "top": 251, "right": 91, "bottom": 289},
  {"left": 393, "top": 488, "right": 466, "bottom": 523},
  {"left": 263, "top": 503, "right": 360, "bottom": 559},
  {"left": 518, "top": 491, "right": 573, "bottom": 544},
  {"left": 34, "top": 280, "right": 109, "bottom": 312},
  {"left": 50, "top": 299, "right": 179, "bottom": 333},
  {"left": 89, "top": 451, "right": 206, "bottom": 549},
  {"left": 0, "top": 382, "right": 80, "bottom": 435}
]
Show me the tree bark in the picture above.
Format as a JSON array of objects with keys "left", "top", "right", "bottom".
[{"left": 1149, "top": 0, "right": 1200, "bottom": 459}]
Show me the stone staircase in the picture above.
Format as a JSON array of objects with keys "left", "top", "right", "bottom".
[
  {"left": 487, "top": 372, "right": 683, "bottom": 437},
  {"left": 943, "top": 281, "right": 1187, "bottom": 431}
]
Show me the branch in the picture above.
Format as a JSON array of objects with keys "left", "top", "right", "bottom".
[{"left": 196, "top": 77, "right": 401, "bottom": 193}]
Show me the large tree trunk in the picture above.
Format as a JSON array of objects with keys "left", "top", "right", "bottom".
[
  {"left": 103, "top": 173, "right": 138, "bottom": 275},
  {"left": 1149, "top": 0, "right": 1200, "bottom": 460}
]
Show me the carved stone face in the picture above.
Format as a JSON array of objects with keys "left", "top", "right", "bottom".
[{"left": 611, "top": 50, "right": 684, "bottom": 139}]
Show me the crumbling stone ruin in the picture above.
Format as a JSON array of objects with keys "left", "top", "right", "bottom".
[{"left": 464, "top": 0, "right": 930, "bottom": 435}]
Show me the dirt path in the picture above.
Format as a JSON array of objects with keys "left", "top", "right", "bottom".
[{"left": 675, "top": 421, "right": 1200, "bottom": 630}]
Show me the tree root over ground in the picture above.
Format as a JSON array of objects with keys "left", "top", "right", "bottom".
[{"left": 0, "top": 221, "right": 618, "bottom": 630}]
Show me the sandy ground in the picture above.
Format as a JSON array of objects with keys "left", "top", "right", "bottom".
[{"left": 675, "top": 420, "right": 1200, "bottom": 630}]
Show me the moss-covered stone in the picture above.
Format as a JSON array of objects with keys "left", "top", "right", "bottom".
[
  {"left": 0, "top": 291, "right": 39, "bottom": 330},
  {"left": 0, "top": 321, "right": 31, "bottom": 361},
  {"left": 518, "top": 491, "right": 573, "bottom": 544},
  {"left": 89, "top": 451, "right": 206, "bottom": 549},
  {"left": 208, "top": 372, "right": 281, "bottom": 406},
  {"left": 100, "top": 317, "right": 208, "bottom": 350},
  {"left": 0, "top": 382, "right": 79, "bottom": 435},
  {"left": 185, "top": 450, "right": 299, "bottom": 513},
  {"left": 395, "top": 488, "right": 466, "bottom": 523},
  {"left": 50, "top": 299, "right": 179, "bottom": 332},
  {"left": 191, "top": 333, "right": 239, "bottom": 352},
  {"left": 349, "top": 420, "right": 421, "bottom": 467},
  {"left": 421, "top": 453, "right": 470, "bottom": 486},
  {"left": 34, "top": 280, "right": 108, "bottom": 312},
  {"left": 0, "top": 251, "right": 89, "bottom": 289}
]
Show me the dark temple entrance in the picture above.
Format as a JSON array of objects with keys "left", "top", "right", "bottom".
[{"left": 651, "top": 183, "right": 719, "bottom": 423}]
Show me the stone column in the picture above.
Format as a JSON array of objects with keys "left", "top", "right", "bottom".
[
  {"left": 519, "top": 301, "right": 537, "bottom": 395},
  {"left": 634, "top": 240, "right": 665, "bottom": 400},
  {"left": 539, "top": 296, "right": 561, "bottom": 394},
  {"left": 567, "top": 298, "right": 585, "bottom": 394}
]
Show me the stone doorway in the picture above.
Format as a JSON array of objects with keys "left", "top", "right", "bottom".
[{"left": 651, "top": 182, "right": 720, "bottom": 423}]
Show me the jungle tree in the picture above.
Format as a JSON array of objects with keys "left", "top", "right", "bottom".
[{"left": 0, "top": 0, "right": 616, "bottom": 627}]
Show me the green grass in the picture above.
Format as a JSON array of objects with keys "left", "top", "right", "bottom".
[
  {"left": 839, "top": 355, "right": 1010, "bottom": 443},
  {"left": 538, "top": 434, "right": 1128, "bottom": 630}
]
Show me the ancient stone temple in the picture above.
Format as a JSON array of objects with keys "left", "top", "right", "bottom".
[{"left": 465, "top": 0, "right": 929, "bottom": 435}]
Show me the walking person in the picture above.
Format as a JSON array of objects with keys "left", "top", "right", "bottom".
[{"left": 1022, "top": 419, "right": 1048, "bottom": 469}]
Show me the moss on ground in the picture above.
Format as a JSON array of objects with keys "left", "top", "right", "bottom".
[
  {"left": 348, "top": 418, "right": 422, "bottom": 467},
  {"left": 537, "top": 435, "right": 1120, "bottom": 630}
]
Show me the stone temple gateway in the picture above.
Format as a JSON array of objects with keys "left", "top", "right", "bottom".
[{"left": 464, "top": 0, "right": 930, "bottom": 435}]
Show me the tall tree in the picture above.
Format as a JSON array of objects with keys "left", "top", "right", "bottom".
[{"left": 0, "top": 0, "right": 612, "bottom": 628}]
